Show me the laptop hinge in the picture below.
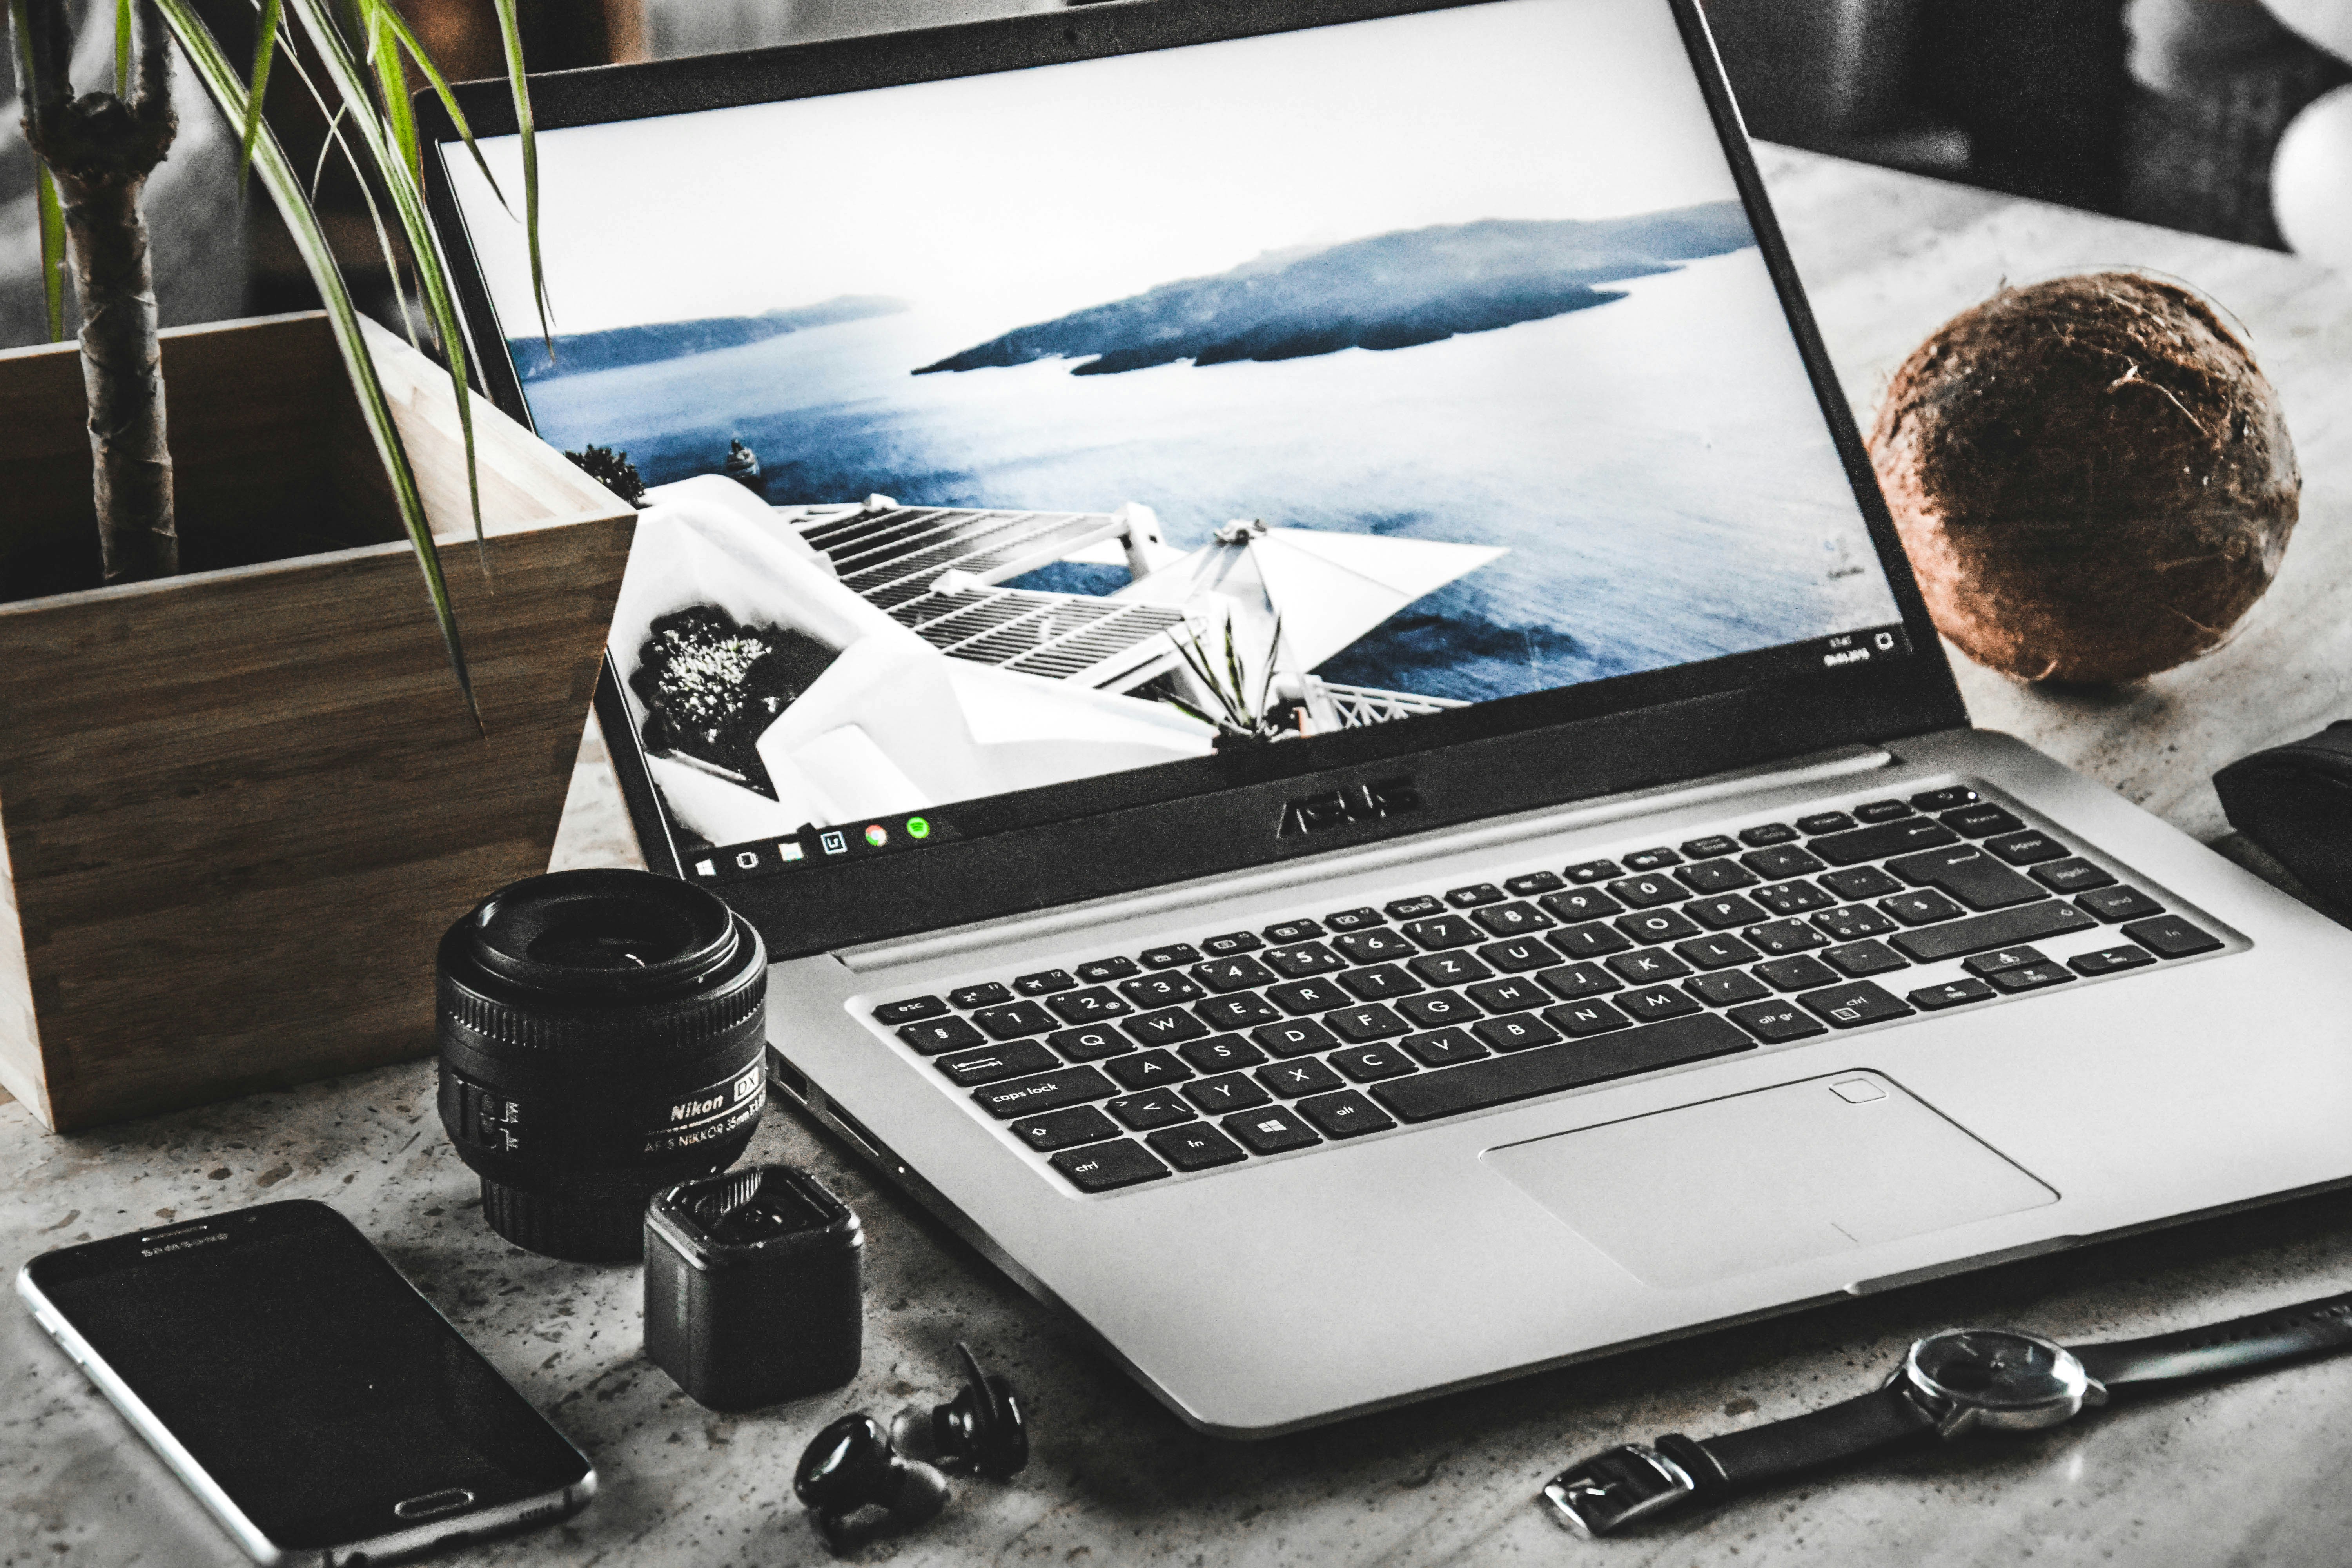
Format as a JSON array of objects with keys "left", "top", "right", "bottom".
[{"left": 833, "top": 743, "right": 1894, "bottom": 974}]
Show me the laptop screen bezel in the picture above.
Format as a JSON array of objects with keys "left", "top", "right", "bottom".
[{"left": 419, "top": 0, "right": 1968, "bottom": 960}]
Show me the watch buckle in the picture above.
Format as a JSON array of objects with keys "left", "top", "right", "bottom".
[{"left": 1540, "top": 1443, "right": 1697, "bottom": 1537}]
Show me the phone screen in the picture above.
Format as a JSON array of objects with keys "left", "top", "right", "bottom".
[{"left": 24, "top": 1200, "right": 590, "bottom": 1553}]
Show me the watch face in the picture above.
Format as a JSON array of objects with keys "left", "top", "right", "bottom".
[{"left": 1907, "top": 1329, "right": 2087, "bottom": 1415}]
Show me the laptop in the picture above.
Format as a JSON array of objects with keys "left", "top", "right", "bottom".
[{"left": 421, "top": 0, "right": 2352, "bottom": 1436}]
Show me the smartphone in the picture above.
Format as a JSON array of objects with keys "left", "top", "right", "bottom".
[{"left": 16, "top": 1199, "right": 594, "bottom": 1566}]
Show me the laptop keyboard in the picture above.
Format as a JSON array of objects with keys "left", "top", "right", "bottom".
[{"left": 862, "top": 784, "right": 2230, "bottom": 1193}]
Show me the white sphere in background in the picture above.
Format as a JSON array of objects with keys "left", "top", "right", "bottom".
[
  {"left": 2262, "top": 0, "right": 2352, "bottom": 65},
  {"left": 2273, "top": 85, "right": 2352, "bottom": 269}
]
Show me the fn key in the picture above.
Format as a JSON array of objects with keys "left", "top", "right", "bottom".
[{"left": 1049, "top": 1140, "right": 1169, "bottom": 1191}]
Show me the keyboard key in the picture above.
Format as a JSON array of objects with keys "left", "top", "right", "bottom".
[
  {"left": 1823, "top": 940, "right": 1908, "bottom": 978},
  {"left": 1943, "top": 804, "right": 2027, "bottom": 838},
  {"left": 1401, "top": 1028, "right": 1490, "bottom": 1067},
  {"left": 1553, "top": 920, "right": 1636, "bottom": 958},
  {"left": 1811, "top": 904, "right": 1898, "bottom": 942},
  {"left": 1402, "top": 915, "right": 1485, "bottom": 950},
  {"left": 1617, "top": 984, "right": 1702, "bottom": 1022},
  {"left": 1048, "top": 1025, "right": 1133, "bottom": 1062},
  {"left": 1674, "top": 933, "right": 1763, "bottom": 970},
  {"left": 1223, "top": 1106, "right": 1323, "bottom": 1154},
  {"left": 1010, "top": 1105, "right": 1122, "bottom": 1152},
  {"left": 1183, "top": 1073, "right": 1272, "bottom": 1115},
  {"left": 1199, "top": 931, "right": 1263, "bottom": 956},
  {"left": 973, "top": 1066, "right": 1117, "bottom": 1119},
  {"left": 1797, "top": 981, "right": 1914, "bottom": 1028},
  {"left": 1537, "top": 962, "right": 1622, "bottom": 1000},
  {"left": 1179, "top": 1034, "right": 1266, "bottom": 1073},
  {"left": 2071, "top": 945, "right": 2154, "bottom": 976},
  {"left": 1408, "top": 950, "right": 1495, "bottom": 986},
  {"left": 1051, "top": 1140, "right": 1168, "bottom": 1191},
  {"left": 1334, "top": 929, "right": 1419, "bottom": 964},
  {"left": 1909, "top": 978, "right": 1996, "bottom": 1010},
  {"left": 1678, "top": 858, "right": 1760, "bottom": 894},
  {"left": 1961, "top": 945, "right": 2047, "bottom": 976},
  {"left": 1607, "top": 875, "right": 1688, "bottom": 910},
  {"left": 1121, "top": 971, "right": 1205, "bottom": 1007},
  {"left": 1506, "top": 871, "right": 1566, "bottom": 896},
  {"left": 1108, "top": 1089, "right": 1197, "bottom": 1130},
  {"left": 1266, "top": 977, "right": 1350, "bottom": 1015},
  {"left": 1338, "top": 964, "right": 1423, "bottom": 1002},
  {"left": 1076, "top": 956, "right": 1139, "bottom": 983},
  {"left": 1605, "top": 948, "right": 1693, "bottom": 984},
  {"left": 2032, "top": 857, "right": 2116, "bottom": 893},
  {"left": 1142, "top": 943, "right": 1201, "bottom": 969},
  {"left": 1263, "top": 920, "right": 1324, "bottom": 944},
  {"left": 1195, "top": 955, "right": 1278, "bottom": 993},
  {"left": 1887, "top": 845, "right": 2047, "bottom": 911},
  {"left": 1878, "top": 889, "right": 1965, "bottom": 926},
  {"left": 1889, "top": 900, "right": 2099, "bottom": 962},
  {"left": 1467, "top": 975, "right": 1553, "bottom": 1011},
  {"left": 874, "top": 996, "right": 949, "bottom": 1025},
  {"left": 1686, "top": 893, "right": 1769, "bottom": 930},
  {"left": 1329, "top": 1042, "right": 1420, "bottom": 1082},
  {"left": 1325, "top": 1004, "right": 1412, "bottom": 1042},
  {"left": 1751, "top": 879, "right": 1835, "bottom": 915},
  {"left": 1540, "top": 887, "right": 1624, "bottom": 922},
  {"left": 1989, "top": 961, "right": 2075, "bottom": 993},
  {"left": 1686, "top": 969, "right": 1771, "bottom": 1007},
  {"left": 1987, "top": 831, "right": 2067, "bottom": 866},
  {"left": 1105, "top": 1051, "right": 1192, "bottom": 1090},
  {"left": 1472, "top": 900, "right": 1555, "bottom": 937},
  {"left": 1680, "top": 835, "right": 1739, "bottom": 859},
  {"left": 1385, "top": 895, "right": 1445, "bottom": 919},
  {"left": 1738, "top": 823, "right": 1798, "bottom": 847},
  {"left": 1910, "top": 786, "right": 1979, "bottom": 811},
  {"left": 1124, "top": 1007, "right": 1212, "bottom": 1046},
  {"left": 1614, "top": 908, "right": 1703, "bottom": 944},
  {"left": 1742, "top": 844, "right": 1826, "bottom": 879},
  {"left": 1323, "top": 907, "right": 1385, "bottom": 931},
  {"left": 1564, "top": 859, "right": 1622, "bottom": 883},
  {"left": 949, "top": 982, "right": 1013, "bottom": 1009},
  {"left": 1809, "top": 817, "right": 1962, "bottom": 866},
  {"left": 1797, "top": 811, "right": 1857, "bottom": 835},
  {"left": 1374, "top": 1013, "right": 1753, "bottom": 1122},
  {"left": 1744, "top": 919, "right": 1829, "bottom": 955},
  {"left": 1755, "top": 955, "right": 1839, "bottom": 991},
  {"left": 1298, "top": 1089, "right": 1397, "bottom": 1139},
  {"left": 1621, "top": 848, "right": 1682, "bottom": 871},
  {"left": 1251, "top": 1018, "right": 1337, "bottom": 1058},
  {"left": 1263, "top": 942, "right": 1347, "bottom": 978},
  {"left": 1397, "top": 990, "right": 1481, "bottom": 1029},
  {"left": 1854, "top": 799, "right": 1913, "bottom": 822},
  {"left": 1819, "top": 864, "right": 1904, "bottom": 900},
  {"left": 1446, "top": 882, "right": 1506, "bottom": 907},
  {"left": 1543, "top": 999, "right": 1634, "bottom": 1036},
  {"left": 1047, "top": 987, "right": 1132, "bottom": 1024},
  {"left": 1146, "top": 1123, "right": 1249, "bottom": 1171},
  {"left": 1014, "top": 969, "right": 1078, "bottom": 996},
  {"left": 1196, "top": 993, "right": 1282, "bottom": 1030},
  {"left": 2079, "top": 886, "right": 2164, "bottom": 923},
  {"left": 2121, "top": 915, "right": 2224, "bottom": 959},
  {"left": 1725, "top": 999, "right": 1829, "bottom": 1042},
  {"left": 1255, "top": 1058, "right": 1345, "bottom": 1099},
  {"left": 899, "top": 1016, "right": 987, "bottom": 1054},
  {"left": 1475, "top": 1012, "right": 1566, "bottom": 1051},
  {"left": 935, "top": 1039, "right": 1061, "bottom": 1087},
  {"left": 1476, "top": 938, "right": 1559, "bottom": 974}
]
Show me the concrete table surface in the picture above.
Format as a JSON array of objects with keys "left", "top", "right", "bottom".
[{"left": 6, "top": 146, "right": 2352, "bottom": 1568}]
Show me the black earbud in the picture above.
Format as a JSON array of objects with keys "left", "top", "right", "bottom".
[
  {"left": 793, "top": 1412, "right": 950, "bottom": 1556},
  {"left": 889, "top": 1341, "right": 1030, "bottom": 1479}
]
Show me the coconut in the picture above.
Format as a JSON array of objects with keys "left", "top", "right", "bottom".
[{"left": 1867, "top": 272, "right": 2299, "bottom": 684}]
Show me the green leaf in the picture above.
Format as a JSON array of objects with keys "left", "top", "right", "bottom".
[
  {"left": 489, "top": 0, "right": 552, "bottom": 350},
  {"left": 34, "top": 161, "right": 65, "bottom": 343},
  {"left": 114, "top": 0, "right": 130, "bottom": 96},
  {"left": 237, "top": 0, "right": 282, "bottom": 192},
  {"left": 152, "top": 0, "right": 481, "bottom": 729},
  {"left": 364, "top": 4, "right": 420, "bottom": 191},
  {"left": 371, "top": 0, "right": 511, "bottom": 218}
]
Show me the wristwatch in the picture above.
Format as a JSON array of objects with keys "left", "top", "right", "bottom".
[{"left": 1542, "top": 1288, "right": 2352, "bottom": 1537}]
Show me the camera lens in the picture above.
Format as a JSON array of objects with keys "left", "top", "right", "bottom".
[{"left": 436, "top": 869, "right": 769, "bottom": 1261}]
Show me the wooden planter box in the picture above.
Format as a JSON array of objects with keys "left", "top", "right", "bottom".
[{"left": 0, "top": 312, "right": 636, "bottom": 1132}]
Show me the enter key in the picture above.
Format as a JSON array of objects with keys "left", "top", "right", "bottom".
[{"left": 1887, "top": 844, "right": 2048, "bottom": 911}]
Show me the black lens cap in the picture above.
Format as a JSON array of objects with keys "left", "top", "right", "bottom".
[{"left": 466, "top": 869, "right": 741, "bottom": 998}]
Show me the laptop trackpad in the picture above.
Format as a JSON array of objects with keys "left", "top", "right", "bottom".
[{"left": 1481, "top": 1072, "right": 2056, "bottom": 1289}]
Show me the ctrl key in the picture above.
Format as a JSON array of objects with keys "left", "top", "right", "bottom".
[{"left": 1050, "top": 1140, "right": 1170, "bottom": 1192}]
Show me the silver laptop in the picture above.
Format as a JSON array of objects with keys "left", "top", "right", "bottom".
[{"left": 425, "top": 0, "right": 2352, "bottom": 1436}]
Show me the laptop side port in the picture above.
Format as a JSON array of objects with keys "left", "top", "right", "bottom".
[{"left": 767, "top": 1047, "right": 812, "bottom": 1106}]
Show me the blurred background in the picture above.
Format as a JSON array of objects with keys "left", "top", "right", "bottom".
[{"left": 3, "top": 0, "right": 2347, "bottom": 353}]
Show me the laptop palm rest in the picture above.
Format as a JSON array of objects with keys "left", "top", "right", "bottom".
[{"left": 1481, "top": 1073, "right": 2058, "bottom": 1289}]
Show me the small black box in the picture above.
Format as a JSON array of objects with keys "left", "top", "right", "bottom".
[{"left": 644, "top": 1165, "right": 862, "bottom": 1410}]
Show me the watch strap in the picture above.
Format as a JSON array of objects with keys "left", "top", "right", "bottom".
[{"left": 2070, "top": 1290, "right": 2352, "bottom": 1390}]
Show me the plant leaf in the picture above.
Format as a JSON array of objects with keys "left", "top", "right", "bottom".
[
  {"left": 152, "top": 0, "right": 481, "bottom": 729},
  {"left": 34, "top": 161, "right": 65, "bottom": 342},
  {"left": 489, "top": 0, "right": 552, "bottom": 349},
  {"left": 237, "top": 0, "right": 282, "bottom": 192},
  {"left": 370, "top": 0, "right": 509, "bottom": 217},
  {"left": 114, "top": 0, "right": 131, "bottom": 96},
  {"left": 364, "top": 3, "right": 420, "bottom": 192},
  {"left": 273, "top": 42, "right": 421, "bottom": 353}
]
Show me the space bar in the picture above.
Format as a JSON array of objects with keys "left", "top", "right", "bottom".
[{"left": 1370, "top": 1014, "right": 1754, "bottom": 1124}]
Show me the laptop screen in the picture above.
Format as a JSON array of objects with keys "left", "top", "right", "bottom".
[{"left": 441, "top": 0, "right": 1915, "bottom": 877}]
